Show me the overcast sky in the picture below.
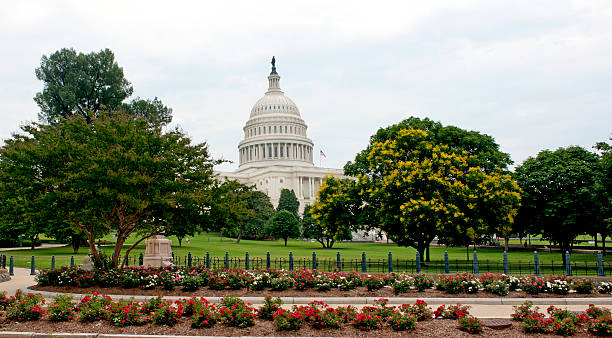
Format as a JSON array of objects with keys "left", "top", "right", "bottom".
[{"left": 1, "top": 0, "right": 610, "bottom": 172}]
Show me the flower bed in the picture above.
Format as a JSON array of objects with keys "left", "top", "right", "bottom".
[
  {"left": 33, "top": 267, "right": 612, "bottom": 298},
  {"left": 1, "top": 291, "right": 610, "bottom": 336}
]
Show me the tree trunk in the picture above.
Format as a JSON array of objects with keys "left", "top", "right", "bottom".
[
  {"left": 595, "top": 234, "right": 598, "bottom": 248},
  {"left": 236, "top": 226, "right": 243, "bottom": 244},
  {"left": 121, "top": 232, "right": 158, "bottom": 269},
  {"left": 71, "top": 233, "right": 81, "bottom": 254},
  {"left": 504, "top": 235, "right": 509, "bottom": 252},
  {"left": 111, "top": 234, "right": 127, "bottom": 268},
  {"left": 284, "top": 238, "right": 288, "bottom": 247},
  {"left": 417, "top": 246, "right": 425, "bottom": 263},
  {"left": 426, "top": 245, "right": 430, "bottom": 262},
  {"left": 177, "top": 235, "right": 183, "bottom": 247},
  {"left": 30, "top": 235, "right": 35, "bottom": 250},
  {"left": 603, "top": 234, "right": 607, "bottom": 256},
  {"left": 466, "top": 246, "right": 469, "bottom": 261}
]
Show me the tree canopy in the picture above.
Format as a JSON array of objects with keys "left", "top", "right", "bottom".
[
  {"left": 515, "top": 146, "right": 601, "bottom": 261},
  {"left": 277, "top": 188, "right": 299, "bottom": 218},
  {"left": 0, "top": 112, "right": 220, "bottom": 268},
  {"left": 345, "top": 117, "right": 520, "bottom": 260},
  {"left": 270, "top": 210, "right": 300, "bottom": 246},
  {"left": 308, "top": 175, "right": 360, "bottom": 248}
]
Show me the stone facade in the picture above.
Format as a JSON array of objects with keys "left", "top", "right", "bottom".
[{"left": 218, "top": 59, "right": 345, "bottom": 211}]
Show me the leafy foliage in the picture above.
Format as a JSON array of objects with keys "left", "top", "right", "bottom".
[
  {"left": 276, "top": 188, "right": 299, "bottom": 218},
  {"left": 269, "top": 210, "right": 300, "bottom": 246},
  {"left": 345, "top": 117, "right": 520, "bottom": 259}
]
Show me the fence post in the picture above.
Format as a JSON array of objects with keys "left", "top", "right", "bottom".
[
  {"left": 30, "top": 256, "right": 35, "bottom": 275},
  {"left": 206, "top": 252, "right": 210, "bottom": 269},
  {"left": 388, "top": 252, "right": 393, "bottom": 273},
  {"left": 503, "top": 251, "right": 509, "bottom": 274},
  {"left": 225, "top": 252, "right": 229, "bottom": 269},
  {"left": 534, "top": 251, "right": 540, "bottom": 276},
  {"left": 188, "top": 252, "right": 192, "bottom": 267},
  {"left": 139, "top": 253, "right": 143, "bottom": 266},
  {"left": 245, "top": 252, "right": 249, "bottom": 270},
  {"left": 51, "top": 256, "right": 55, "bottom": 270},
  {"left": 473, "top": 251, "right": 479, "bottom": 274},
  {"left": 361, "top": 252, "right": 367, "bottom": 273},
  {"left": 70, "top": 256, "right": 74, "bottom": 267},
  {"left": 172, "top": 252, "right": 175, "bottom": 264},
  {"left": 415, "top": 251, "right": 421, "bottom": 273},
  {"left": 565, "top": 251, "right": 572, "bottom": 276},
  {"left": 266, "top": 252, "right": 271, "bottom": 269},
  {"left": 444, "top": 251, "right": 449, "bottom": 274},
  {"left": 598, "top": 251, "right": 605, "bottom": 276},
  {"left": 312, "top": 252, "right": 317, "bottom": 270},
  {"left": 9, "top": 256, "right": 14, "bottom": 276},
  {"left": 289, "top": 252, "right": 294, "bottom": 271},
  {"left": 336, "top": 252, "right": 341, "bottom": 271}
]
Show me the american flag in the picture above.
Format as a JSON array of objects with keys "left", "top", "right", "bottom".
[{"left": 320, "top": 150, "right": 326, "bottom": 158}]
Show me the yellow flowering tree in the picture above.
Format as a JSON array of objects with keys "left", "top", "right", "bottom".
[
  {"left": 345, "top": 117, "right": 521, "bottom": 259},
  {"left": 308, "top": 176, "right": 361, "bottom": 248}
]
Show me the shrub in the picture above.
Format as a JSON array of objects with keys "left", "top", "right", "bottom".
[
  {"left": 179, "top": 297, "right": 209, "bottom": 317},
  {"left": 273, "top": 309, "right": 303, "bottom": 331},
  {"left": 521, "top": 276, "right": 547, "bottom": 295},
  {"left": 182, "top": 275, "right": 203, "bottom": 291},
  {"left": 547, "top": 306, "right": 577, "bottom": 322},
  {"left": 387, "top": 310, "right": 416, "bottom": 331},
  {"left": 107, "top": 299, "right": 147, "bottom": 326},
  {"left": 479, "top": 272, "right": 504, "bottom": 287},
  {"left": 0, "top": 291, "right": 15, "bottom": 310},
  {"left": 413, "top": 274, "right": 434, "bottom": 291},
  {"left": 337, "top": 271, "right": 362, "bottom": 291},
  {"left": 363, "top": 275, "right": 385, "bottom": 291},
  {"left": 588, "top": 313, "right": 612, "bottom": 336},
  {"left": 314, "top": 274, "right": 334, "bottom": 291},
  {"left": 485, "top": 280, "right": 509, "bottom": 296},
  {"left": 271, "top": 276, "right": 293, "bottom": 291},
  {"left": 353, "top": 312, "right": 383, "bottom": 331},
  {"left": 292, "top": 270, "right": 317, "bottom": 290},
  {"left": 551, "top": 279, "right": 570, "bottom": 295},
  {"left": 5, "top": 291, "right": 45, "bottom": 322},
  {"left": 311, "top": 308, "right": 343, "bottom": 329},
  {"left": 434, "top": 304, "right": 471, "bottom": 319},
  {"left": 573, "top": 278, "right": 595, "bottom": 294},
  {"left": 227, "top": 270, "right": 249, "bottom": 290},
  {"left": 47, "top": 294, "right": 75, "bottom": 322},
  {"left": 400, "top": 299, "right": 433, "bottom": 321},
  {"left": 598, "top": 282, "right": 612, "bottom": 294},
  {"left": 218, "top": 296, "right": 256, "bottom": 328},
  {"left": 152, "top": 301, "right": 183, "bottom": 326},
  {"left": 257, "top": 296, "right": 283, "bottom": 320},
  {"left": 191, "top": 303, "right": 219, "bottom": 328},
  {"left": 552, "top": 317, "right": 577, "bottom": 336},
  {"left": 511, "top": 301, "right": 541, "bottom": 322},
  {"left": 77, "top": 293, "right": 112, "bottom": 322},
  {"left": 521, "top": 314, "right": 552, "bottom": 333},
  {"left": 457, "top": 316, "right": 483, "bottom": 334},
  {"left": 335, "top": 305, "right": 358, "bottom": 323},
  {"left": 140, "top": 295, "right": 165, "bottom": 315},
  {"left": 393, "top": 277, "right": 413, "bottom": 294}
]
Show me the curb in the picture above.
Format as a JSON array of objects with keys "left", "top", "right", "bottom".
[
  {"left": 23, "top": 286, "right": 612, "bottom": 305},
  {"left": 0, "top": 334, "right": 306, "bottom": 338}
]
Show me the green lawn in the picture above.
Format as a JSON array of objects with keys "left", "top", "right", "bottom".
[{"left": 0, "top": 232, "right": 605, "bottom": 271}]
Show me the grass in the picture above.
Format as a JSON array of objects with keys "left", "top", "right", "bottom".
[{"left": 0, "top": 232, "right": 605, "bottom": 270}]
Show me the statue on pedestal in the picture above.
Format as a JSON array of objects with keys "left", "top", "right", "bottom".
[{"left": 143, "top": 235, "right": 173, "bottom": 267}]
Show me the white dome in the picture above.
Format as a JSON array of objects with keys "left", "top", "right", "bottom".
[
  {"left": 237, "top": 58, "right": 314, "bottom": 170},
  {"left": 250, "top": 92, "right": 300, "bottom": 118}
]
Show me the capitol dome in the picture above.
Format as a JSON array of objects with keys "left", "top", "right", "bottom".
[{"left": 238, "top": 57, "right": 314, "bottom": 170}]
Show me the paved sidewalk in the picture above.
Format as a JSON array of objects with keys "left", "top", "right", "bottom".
[
  {"left": 0, "top": 243, "right": 67, "bottom": 252},
  {"left": 1, "top": 268, "right": 36, "bottom": 295}
]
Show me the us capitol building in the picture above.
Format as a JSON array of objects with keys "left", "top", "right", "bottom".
[{"left": 218, "top": 58, "right": 345, "bottom": 212}]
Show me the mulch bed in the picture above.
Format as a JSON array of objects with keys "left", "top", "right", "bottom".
[
  {"left": 30, "top": 285, "right": 612, "bottom": 298},
  {"left": 0, "top": 316, "right": 598, "bottom": 337}
]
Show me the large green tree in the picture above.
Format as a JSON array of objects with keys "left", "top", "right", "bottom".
[
  {"left": 345, "top": 117, "right": 520, "bottom": 260},
  {"left": 277, "top": 188, "right": 299, "bottom": 218},
  {"left": 0, "top": 112, "right": 220, "bottom": 268},
  {"left": 34, "top": 48, "right": 172, "bottom": 126},
  {"left": 595, "top": 138, "right": 612, "bottom": 254},
  {"left": 35, "top": 48, "right": 133, "bottom": 123},
  {"left": 515, "top": 146, "right": 600, "bottom": 262},
  {"left": 308, "top": 176, "right": 360, "bottom": 248},
  {"left": 270, "top": 210, "right": 300, "bottom": 246},
  {"left": 242, "top": 191, "right": 275, "bottom": 240}
]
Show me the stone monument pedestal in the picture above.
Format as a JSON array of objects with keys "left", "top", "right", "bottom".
[{"left": 143, "top": 235, "right": 173, "bottom": 267}]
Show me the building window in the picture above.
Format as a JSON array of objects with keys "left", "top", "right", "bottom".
[
  {"left": 274, "top": 126, "right": 277, "bottom": 133},
  {"left": 280, "top": 179, "right": 284, "bottom": 183},
  {"left": 284, "top": 126, "right": 287, "bottom": 133},
  {"left": 274, "top": 145, "right": 278, "bottom": 157}
]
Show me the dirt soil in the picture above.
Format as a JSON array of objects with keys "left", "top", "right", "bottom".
[
  {"left": 30, "top": 285, "right": 612, "bottom": 298},
  {"left": 0, "top": 316, "right": 598, "bottom": 337}
]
